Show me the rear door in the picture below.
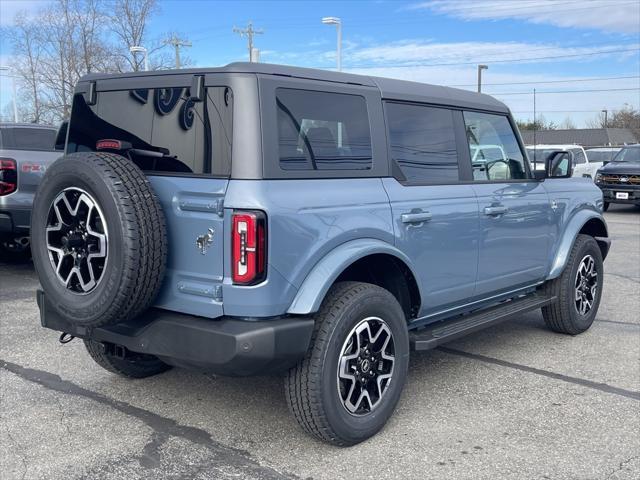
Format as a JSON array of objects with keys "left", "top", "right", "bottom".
[
  {"left": 382, "top": 102, "right": 479, "bottom": 318},
  {"left": 461, "top": 110, "right": 551, "bottom": 295},
  {"left": 67, "top": 82, "right": 234, "bottom": 318}
]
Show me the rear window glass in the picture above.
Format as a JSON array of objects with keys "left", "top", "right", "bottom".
[
  {"left": 0, "top": 127, "right": 56, "bottom": 151},
  {"left": 276, "top": 88, "right": 372, "bottom": 171},
  {"left": 386, "top": 103, "right": 459, "bottom": 183},
  {"left": 66, "top": 86, "right": 233, "bottom": 176}
]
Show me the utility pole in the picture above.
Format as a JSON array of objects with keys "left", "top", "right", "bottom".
[
  {"left": 477, "top": 64, "right": 488, "bottom": 93},
  {"left": 602, "top": 109, "right": 608, "bottom": 128},
  {"left": 165, "top": 35, "right": 192, "bottom": 69},
  {"left": 233, "top": 21, "right": 263, "bottom": 62}
]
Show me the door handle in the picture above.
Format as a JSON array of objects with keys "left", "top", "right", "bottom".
[
  {"left": 401, "top": 211, "right": 432, "bottom": 224},
  {"left": 484, "top": 205, "right": 508, "bottom": 216}
]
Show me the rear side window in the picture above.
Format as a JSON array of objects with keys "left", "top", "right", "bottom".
[
  {"left": 463, "top": 111, "right": 528, "bottom": 181},
  {"left": 386, "top": 103, "right": 459, "bottom": 183},
  {"left": 276, "top": 88, "right": 372, "bottom": 171},
  {"left": 67, "top": 86, "right": 233, "bottom": 176},
  {"left": 0, "top": 127, "right": 56, "bottom": 151}
]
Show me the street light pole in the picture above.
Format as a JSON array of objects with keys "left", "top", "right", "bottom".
[
  {"left": 322, "top": 17, "right": 342, "bottom": 71},
  {"left": 129, "top": 46, "right": 149, "bottom": 71},
  {"left": 477, "top": 64, "right": 488, "bottom": 93},
  {"left": 0, "top": 66, "right": 18, "bottom": 122}
]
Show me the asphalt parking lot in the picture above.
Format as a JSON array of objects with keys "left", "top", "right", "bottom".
[{"left": 1, "top": 204, "right": 638, "bottom": 480}]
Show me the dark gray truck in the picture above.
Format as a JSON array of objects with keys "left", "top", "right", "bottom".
[
  {"left": 32, "top": 64, "right": 609, "bottom": 445},
  {"left": 0, "top": 123, "right": 60, "bottom": 258}
]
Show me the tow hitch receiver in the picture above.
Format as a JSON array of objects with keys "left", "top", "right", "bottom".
[{"left": 102, "top": 342, "right": 128, "bottom": 360}]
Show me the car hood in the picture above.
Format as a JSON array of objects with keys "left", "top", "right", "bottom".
[{"left": 598, "top": 161, "right": 640, "bottom": 174}]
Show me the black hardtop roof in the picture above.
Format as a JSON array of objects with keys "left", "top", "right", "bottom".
[{"left": 79, "top": 62, "right": 508, "bottom": 113}]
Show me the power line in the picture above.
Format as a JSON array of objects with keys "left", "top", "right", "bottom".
[
  {"left": 449, "top": 75, "right": 640, "bottom": 88},
  {"left": 492, "top": 87, "right": 639, "bottom": 95}
]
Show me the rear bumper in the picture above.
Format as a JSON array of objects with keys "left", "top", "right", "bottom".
[
  {"left": 37, "top": 290, "right": 314, "bottom": 376},
  {"left": 0, "top": 208, "right": 31, "bottom": 234}
]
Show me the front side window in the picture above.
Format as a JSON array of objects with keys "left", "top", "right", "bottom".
[
  {"left": 276, "top": 88, "right": 372, "bottom": 171},
  {"left": 67, "top": 86, "right": 233, "bottom": 176},
  {"left": 386, "top": 103, "right": 459, "bottom": 183},
  {"left": 464, "top": 111, "right": 528, "bottom": 181}
]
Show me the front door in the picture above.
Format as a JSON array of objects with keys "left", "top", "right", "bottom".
[
  {"left": 462, "top": 110, "right": 551, "bottom": 296},
  {"left": 382, "top": 103, "right": 479, "bottom": 318}
]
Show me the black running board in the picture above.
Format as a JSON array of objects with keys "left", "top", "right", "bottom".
[{"left": 409, "top": 294, "right": 555, "bottom": 351}]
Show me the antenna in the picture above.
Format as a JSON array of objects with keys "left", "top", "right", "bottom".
[{"left": 233, "top": 21, "right": 263, "bottom": 62}]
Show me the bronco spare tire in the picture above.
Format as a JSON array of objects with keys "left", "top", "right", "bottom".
[{"left": 31, "top": 152, "right": 167, "bottom": 327}]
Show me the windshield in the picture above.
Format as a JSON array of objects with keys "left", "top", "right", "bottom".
[
  {"left": 526, "top": 147, "right": 582, "bottom": 163},
  {"left": 612, "top": 147, "right": 640, "bottom": 163},
  {"left": 586, "top": 150, "right": 619, "bottom": 163}
]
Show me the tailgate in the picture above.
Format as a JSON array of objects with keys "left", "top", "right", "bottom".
[{"left": 149, "top": 175, "right": 228, "bottom": 318}]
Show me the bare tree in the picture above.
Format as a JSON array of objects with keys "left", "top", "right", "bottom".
[
  {"left": 559, "top": 117, "right": 576, "bottom": 130},
  {"left": 110, "top": 0, "right": 157, "bottom": 71},
  {"left": 586, "top": 107, "right": 640, "bottom": 137},
  {"left": 6, "top": 13, "right": 44, "bottom": 122},
  {"left": 6, "top": 0, "right": 190, "bottom": 122}
]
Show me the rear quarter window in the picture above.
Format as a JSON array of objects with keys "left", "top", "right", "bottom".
[
  {"left": 276, "top": 88, "right": 372, "bottom": 171},
  {"left": 0, "top": 127, "right": 56, "bottom": 151}
]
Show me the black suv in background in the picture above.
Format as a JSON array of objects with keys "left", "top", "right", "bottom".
[{"left": 595, "top": 145, "right": 640, "bottom": 211}]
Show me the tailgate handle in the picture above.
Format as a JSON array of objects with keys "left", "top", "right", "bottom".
[{"left": 401, "top": 211, "right": 432, "bottom": 224}]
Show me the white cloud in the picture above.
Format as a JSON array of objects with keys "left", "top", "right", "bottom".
[
  {"left": 0, "top": 0, "right": 51, "bottom": 26},
  {"left": 263, "top": 38, "right": 639, "bottom": 128},
  {"left": 411, "top": 0, "right": 640, "bottom": 34},
  {"left": 347, "top": 40, "right": 639, "bottom": 66}
]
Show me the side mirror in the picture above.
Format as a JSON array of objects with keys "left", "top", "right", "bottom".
[
  {"left": 189, "top": 75, "right": 205, "bottom": 102},
  {"left": 546, "top": 150, "right": 573, "bottom": 178},
  {"left": 54, "top": 120, "right": 68, "bottom": 151}
]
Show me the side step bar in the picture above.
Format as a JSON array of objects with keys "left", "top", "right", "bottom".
[{"left": 409, "top": 293, "right": 555, "bottom": 351}]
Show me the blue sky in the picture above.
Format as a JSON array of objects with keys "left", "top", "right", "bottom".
[{"left": 1, "top": 0, "right": 639, "bottom": 126}]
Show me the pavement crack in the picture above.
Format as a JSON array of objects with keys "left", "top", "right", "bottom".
[
  {"left": 439, "top": 347, "right": 640, "bottom": 401},
  {"left": 0, "top": 359, "right": 298, "bottom": 480},
  {"left": 4, "top": 425, "right": 28, "bottom": 480},
  {"left": 604, "top": 455, "right": 639, "bottom": 479}
]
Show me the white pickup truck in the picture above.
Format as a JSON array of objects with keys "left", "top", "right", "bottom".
[{"left": 526, "top": 144, "right": 601, "bottom": 180}]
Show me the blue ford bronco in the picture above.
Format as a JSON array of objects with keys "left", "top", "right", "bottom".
[{"left": 32, "top": 63, "right": 610, "bottom": 446}]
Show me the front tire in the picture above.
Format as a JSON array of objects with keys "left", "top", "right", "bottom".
[
  {"left": 285, "top": 282, "right": 409, "bottom": 446},
  {"left": 542, "top": 234, "right": 603, "bottom": 335},
  {"left": 603, "top": 202, "right": 610, "bottom": 212}
]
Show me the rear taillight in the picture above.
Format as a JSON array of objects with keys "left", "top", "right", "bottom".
[
  {"left": 0, "top": 158, "right": 17, "bottom": 196},
  {"left": 232, "top": 210, "right": 267, "bottom": 285}
]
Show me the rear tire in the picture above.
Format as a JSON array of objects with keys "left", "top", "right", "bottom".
[
  {"left": 542, "top": 234, "right": 603, "bottom": 335},
  {"left": 84, "top": 340, "right": 171, "bottom": 379},
  {"left": 285, "top": 282, "right": 409, "bottom": 446}
]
